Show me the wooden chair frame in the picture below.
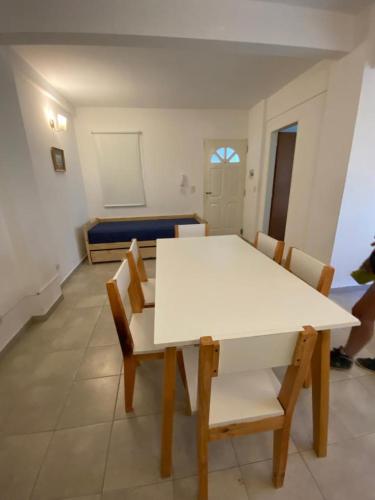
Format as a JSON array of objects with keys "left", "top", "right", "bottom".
[
  {"left": 174, "top": 223, "right": 209, "bottom": 238},
  {"left": 107, "top": 261, "right": 185, "bottom": 413},
  {"left": 127, "top": 240, "right": 154, "bottom": 307},
  {"left": 254, "top": 231, "right": 285, "bottom": 265},
  {"left": 285, "top": 247, "right": 335, "bottom": 297},
  {"left": 285, "top": 247, "right": 335, "bottom": 388},
  {"left": 196, "top": 326, "right": 317, "bottom": 500}
]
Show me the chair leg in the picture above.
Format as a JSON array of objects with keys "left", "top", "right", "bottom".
[
  {"left": 177, "top": 350, "right": 188, "bottom": 390},
  {"left": 123, "top": 356, "right": 137, "bottom": 413},
  {"left": 303, "top": 367, "right": 312, "bottom": 389},
  {"left": 198, "top": 426, "right": 209, "bottom": 500},
  {"left": 272, "top": 425, "right": 291, "bottom": 488}
]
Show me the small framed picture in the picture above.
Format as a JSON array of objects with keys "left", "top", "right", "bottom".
[{"left": 51, "top": 147, "right": 66, "bottom": 172}]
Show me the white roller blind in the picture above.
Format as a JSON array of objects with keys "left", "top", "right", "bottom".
[{"left": 93, "top": 132, "right": 146, "bottom": 207}]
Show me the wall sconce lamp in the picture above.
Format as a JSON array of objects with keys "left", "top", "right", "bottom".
[
  {"left": 47, "top": 109, "right": 67, "bottom": 131},
  {"left": 56, "top": 114, "right": 67, "bottom": 131}
]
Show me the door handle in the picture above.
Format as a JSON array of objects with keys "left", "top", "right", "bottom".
[{"left": 205, "top": 191, "right": 212, "bottom": 195}]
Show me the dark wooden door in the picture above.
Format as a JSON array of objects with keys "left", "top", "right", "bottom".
[{"left": 268, "top": 131, "right": 297, "bottom": 241}]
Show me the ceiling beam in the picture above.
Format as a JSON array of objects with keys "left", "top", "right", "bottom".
[{"left": 0, "top": 0, "right": 358, "bottom": 55}]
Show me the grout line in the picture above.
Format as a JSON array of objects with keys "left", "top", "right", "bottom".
[
  {"left": 27, "top": 276, "right": 108, "bottom": 500},
  {"left": 98, "top": 372, "right": 121, "bottom": 496},
  {"left": 298, "top": 449, "right": 327, "bottom": 500}
]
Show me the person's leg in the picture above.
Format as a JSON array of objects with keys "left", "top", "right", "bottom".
[
  {"left": 344, "top": 282, "right": 375, "bottom": 357},
  {"left": 331, "top": 282, "right": 375, "bottom": 370}
]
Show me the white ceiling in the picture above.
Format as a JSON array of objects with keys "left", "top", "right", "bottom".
[
  {"left": 258, "top": 0, "right": 373, "bottom": 14},
  {"left": 14, "top": 45, "right": 320, "bottom": 109}
]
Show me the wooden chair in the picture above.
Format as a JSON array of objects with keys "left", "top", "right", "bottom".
[
  {"left": 175, "top": 223, "right": 208, "bottom": 238},
  {"left": 106, "top": 258, "right": 185, "bottom": 412},
  {"left": 285, "top": 247, "right": 335, "bottom": 388},
  {"left": 285, "top": 247, "right": 335, "bottom": 297},
  {"left": 127, "top": 238, "right": 155, "bottom": 307},
  {"left": 254, "top": 231, "right": 285, "bottom": 264},
  {"left": 182, "top": 327, "right": 317, "bottom": 500}
]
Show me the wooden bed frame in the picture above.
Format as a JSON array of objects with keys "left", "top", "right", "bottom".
[{"left": 83, "top": 213, "right": 205, "bottom": 264}]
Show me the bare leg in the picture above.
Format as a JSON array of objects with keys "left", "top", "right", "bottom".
[{"left": 344, "top": 282, "right": 375, "bottom": 358}]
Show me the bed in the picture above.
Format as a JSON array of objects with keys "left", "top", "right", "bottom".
[{"left": 83, "top": 213, "right": 204, "bottom": 263}]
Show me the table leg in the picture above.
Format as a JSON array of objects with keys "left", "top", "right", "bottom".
[
  {"left": 161, "top": 346, "right": 177, "bottom": 477},
  {"left": 311, "top": 329, "right": 330, "bottom": 457}
]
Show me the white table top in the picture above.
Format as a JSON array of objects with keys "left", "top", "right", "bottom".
[{"left": 154, "top": 235, "right": 359, "bottom": 346}]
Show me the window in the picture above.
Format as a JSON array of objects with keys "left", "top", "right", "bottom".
[
  {"left": 210, "top": 147, "right": 240, "bottom": 164},
  {"left": 93, "top": 132, "right": 146, "bottom": 208}
]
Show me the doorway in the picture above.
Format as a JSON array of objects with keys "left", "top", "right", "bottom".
[
  {"left": 267, "top": 124, "right": 298, "bottom": 241},
  {"left": 203, "top": 139, "right": 247, "bottom": 235}
]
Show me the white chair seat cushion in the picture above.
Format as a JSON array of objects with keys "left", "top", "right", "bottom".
[
  {"left": 141, "top": 278, "right": 155, "bottom": 305},
  {"left": 130, "top": 308, "right": 160, "bottom": 354},
  {"left": 209, "top": 369, "right": 283, "bottom": 427},
  {"left": 182, "top": 346, "right": 284, "bottom": 428}
]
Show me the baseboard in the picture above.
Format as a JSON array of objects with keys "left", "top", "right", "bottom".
[
  {"left": 60, "top": 254, "right": 87, "bottom": 285},
  {"left": 0, "top": 291, "right": 63, "bottom": 356},
  {"left": 32, "top": 294, "right": 64, "bottom": 322}
]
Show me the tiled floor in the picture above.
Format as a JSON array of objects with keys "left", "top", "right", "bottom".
[{"left": 0, "top": 261, "right": 374, "bottom": 500}]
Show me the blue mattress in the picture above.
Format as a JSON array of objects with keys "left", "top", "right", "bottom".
[{"left": 88, "top": 217, "right": 199, "bottom": 244}]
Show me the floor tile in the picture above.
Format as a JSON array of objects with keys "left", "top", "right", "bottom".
[
  {"left": 14, "top": 325, "right": 94, "bottom": 354},
  {"left": 303, "top": 433, "right": 375, "bottom": 500},
  {"left": 32, "top": 349, "right": 85, "bottom": 384},
  {"left": 0, "top": 432, "right": 52, "bottom": 500},
  {"left": 2, "top": 379, "right": 71, "bottom": 434},
  {"left": 58, "top": 376, "right": 119, "bottom": 429},
  {"left": 74, "top": 294, "right": 107, "bottom": 309},
  {"left": 329, "top": 377, "right": 375, "bottom": 437},
  {"left": 77, "top": 345, "right": 123, "bottom": 379},
  {"left": 241, "top": 453, "right": 323, "bottom": 499},
  {"left": 103, "top": 416, "right": 165, "bottom": 491},
  {"left": 172, "top": 413, "right": 238, "bottom": 478},
  {"left": 173, "top": 467, "right": 248, "bottom": 500},
  {"left": 89, "top": 308, "right": 118, "bottom": 347},
  {"left": 64, "top": 495, "right": 102, "bottom": 500},
  {"left": 33, "top": 423, "right": 111, "bottom": 499},
  {"left": 64, "top": 495, "right": 101, "bottom": 500},
  {"left": 232, "top": 431, "right": 296, "bottom": 466},
  {"left": 102, "top": 481, "right": 173, "bottom": 500},
  {"left": 291, "top": 385, "right": 352, "bottom": 451},
  {"left": 39, "top": 306, "right": 102, "bottom": 334},
  {"left": 357, "top": 374, "right": 375, "bottom": 394},
  {"left": 115, "top": 359, "right": 186, "bottom": 419}
]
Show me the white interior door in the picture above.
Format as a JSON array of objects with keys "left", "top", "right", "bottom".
[{"left": 204, "top": 139, "right": 247, "bottom": 235}]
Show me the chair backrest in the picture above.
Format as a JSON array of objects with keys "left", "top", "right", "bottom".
[
  {"left": 128, "top": 238, "right": 148, "bottom": 282},
  {"left": 285, "top": 247, "right": 334, "bottom": 296},
  {"left": 175, "top": 223, "right": 208, "bottom": 238},
  {"left": 106, "top": 259, "right": 134, "bottom": 356},
  {"left": 218, "top": 332, "right": 299, "bottom": 374},
  {"left": 198, "top": 326, "right": 317, "bottom": 418},
  {"left": 126, "top": 245, "right": 146, "bottom": 311},
  {"left": 254, "top": 231, "right": 284, "bottom": 264}
]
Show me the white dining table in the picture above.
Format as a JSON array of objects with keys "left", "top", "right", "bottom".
[{"left": 154, "top": 235, "right": 359, "bottom": 477}]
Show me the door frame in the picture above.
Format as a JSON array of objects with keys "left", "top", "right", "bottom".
[
  {"left": 260, "top": 121, "right": 299, "bottom": 235},
  {"left": 203, "top": 139, "right": 248, "bottom": 235}
]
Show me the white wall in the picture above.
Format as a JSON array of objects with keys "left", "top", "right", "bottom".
[
  {"left": 305, "top": 44, "right": 366, "bottom": 265},
  {"left": 242, "top": 61, "right": 330, "bottom": 248},
  {"left": 331, "top": 63, "right": 375, "bottom": 287},
  {"left": 14, "top": 66, "right": 88, "bottom": 281},
  {"left": 0, "top": 48, "right": 88, "bottom": 351},
  {"left": 75, "top": 107, "right": 248, "bottom": 219},
  {"left": 0, "top": 48, "right": 61, "bottom": 350},
  {"left": 242, "top": 51, "right": 369, "bottom": 289},
  {"left": 242, "top": 101, "right": 265, "bottom": 242}
]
